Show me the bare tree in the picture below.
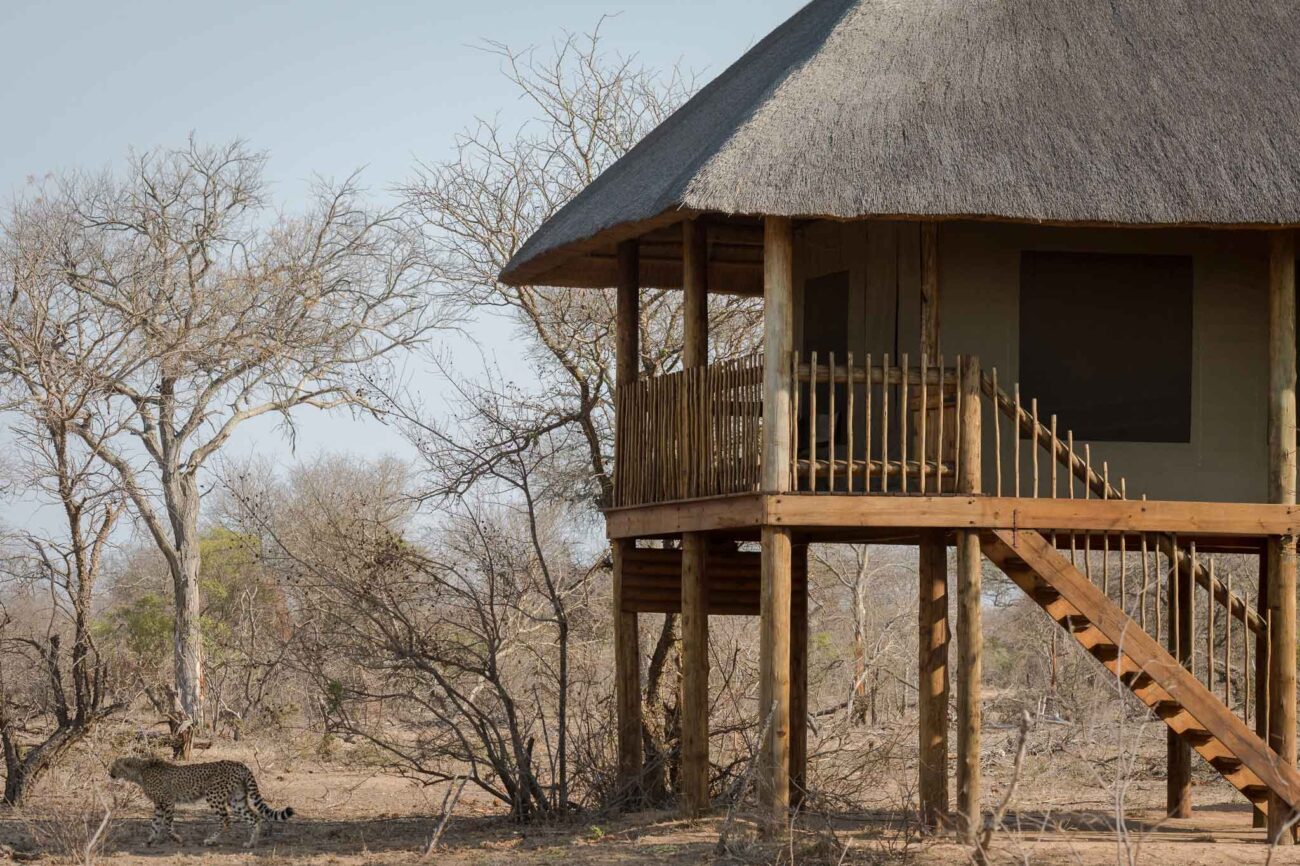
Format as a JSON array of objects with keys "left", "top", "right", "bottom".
[
  {"left": 812, "top": 546, "right": 916, "bottom": 726},
  {"left": 400, "top": 27, "right": 762, "bottom": 796},
  {"left": 1, "top": 139, "right": 435, "bottom": 730},
  {"left": 222, "top": 450, "right": 593, "bottom": 819},
  {"left": 0, "top": 221, "right": 128, "bottom": 802}
]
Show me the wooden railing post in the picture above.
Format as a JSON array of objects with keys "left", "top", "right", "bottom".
[
  {"left": 680, "top": 219, "right": 710, "bottom": 816},
  {"left": 612, "top": 239, "right": 643, "bottom": 805},
  {"left": 759, "top": 216, "right": 794, "bottom": 825},
  {"left": 1255, "top": 549, "right": 1270, "bottom": 829},
  {"left": 955, "top": 355, "right": 982, "bottom": 842},
  {"left": 1267, "top": 228, "right": 1297, "bottom": 844},
  {"left": 1167, "top": 552, "right": 1193, "bottom": 818}
]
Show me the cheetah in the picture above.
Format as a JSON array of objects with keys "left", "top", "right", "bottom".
[{"left": 109, "top": 756, "right": 294, "bottom": 848}]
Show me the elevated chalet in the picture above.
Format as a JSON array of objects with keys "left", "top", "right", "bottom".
[{"left": 502, "top": 0, "right": 1300, "bottom": 843}]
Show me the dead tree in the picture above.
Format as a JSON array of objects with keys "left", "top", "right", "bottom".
[{"left": 1, "top": 138, "right": 436, "bottom": 733}]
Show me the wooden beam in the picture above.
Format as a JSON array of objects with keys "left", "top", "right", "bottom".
[
  {"left": 762, "top": 217, "right": 794, "bottom": 494},
  {"left": 917, "top": 221, "right": 948, "bottom": 831},
  {"left": 679, "top": 220, "right": 710, "bottom": 817},
  {"left": 790, "top": 543, "right": 809, "bottom": 808},
  {"left": 612, "top": 240, "right": 643, "bottom": 805},
  {"left": 616, "top": 241, "right": 641, "bottom": 391},
  {"left": 762, "top": 496, "right": 1300, "bottom": 537},
  {"left": 920, "top": 222, "right": 939, "bottom": 356},
  {"left": 955, "top": 356, "right": 982, "bottom": 842},
  {"left": 683, "top": 219, "right": 709, "bottom": 369},
  {"left": 606, "top": 494, "right": 1300, "bottom": 540},
  {"left": 759, "top": 216, "right": 795, "bottom": 826},
  {"left": 1268, "top": 228, "right": 1298, "bottom": 845},
  {"left": 759, "top": 526, "right": 792, "bottom": 823},
  {"left": 680, "top": 534, "right": 709, "bottom": 815},
  {"left": 917, "top": 530, "right": 949, "bottom": 830}
]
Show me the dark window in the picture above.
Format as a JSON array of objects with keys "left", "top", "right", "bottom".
[
  {"left": 802, "top": 270, "right": 850, "bottom": 358},
  {"left": 801, "top": 271, "right": 851, "bottom": 456},
  {"left": 1019, "top": 251, "right": 1192, "bottom": 443}
]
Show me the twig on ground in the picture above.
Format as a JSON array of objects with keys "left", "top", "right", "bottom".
[{"left": 423, "top": 775, "right": 470, "bottom": 859}]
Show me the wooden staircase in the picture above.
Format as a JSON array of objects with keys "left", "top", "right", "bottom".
[{"left": 982, "top": 527, "right": 1300, "bottom": 816}]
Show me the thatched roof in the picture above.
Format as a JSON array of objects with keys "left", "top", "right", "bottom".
[{"left": 502, "top": 0, "right": 1300, "bottom": 288}]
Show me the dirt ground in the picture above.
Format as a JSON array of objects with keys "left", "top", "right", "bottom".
[{"left": 6, "top": 734, "right": 1300, "bottom": 865}]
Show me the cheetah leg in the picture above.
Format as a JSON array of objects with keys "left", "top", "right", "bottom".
[
  {"left": 203, "top": 794, "right": 231, "bottom": 846},
  {"left": 153, "top": 803, "right": 181, "bottom": 844},
  {"left": 231, "top": 795, "right": 261, "bottom": 848},
  {"left": 146, "top": 804, "right": 166, "bottom": 845}
]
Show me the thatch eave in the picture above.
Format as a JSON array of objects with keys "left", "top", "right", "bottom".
[{"left": 500, "top": 0, "right": 1300, "bottom": 290}]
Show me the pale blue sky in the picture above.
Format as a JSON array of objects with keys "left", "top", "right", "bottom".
[{"left": 0, "top": 0, "right": 798, "bottom": 530}]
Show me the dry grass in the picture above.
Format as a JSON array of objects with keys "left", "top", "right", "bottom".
[{"left": 0, "top": 712, "right": 1292, "bottom": 866}]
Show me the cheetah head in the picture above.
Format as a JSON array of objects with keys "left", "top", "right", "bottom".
[{"left": 108, "top": 756, "right": 148, "bottom": 783}]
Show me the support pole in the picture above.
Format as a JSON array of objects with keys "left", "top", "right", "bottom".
[
  {"left": 760, "top": 216, "right": 794, "bottom": 824},
  {"left": 612, "top": 240, "right": 643, "bottom": 804},
  {"left": 791, "top": 543, "right": 809, "bottom": 807},
  {"left": 955, "top": 355, "right": 982, "bottom": 842},
  {"left": 1167, "top": 556, "right": 1193, "bottom": 818},
  {"left": 1267, "top": 228, "right": 1297, "bottom": 845},
  {"left": 917, "top": 530, "right": 949, "bottom": 830},
  {"left": 680, "top": 219, "right": 710, "bottom": 816},
  {"left": 916, "top": 221, "right": 949, "bottom": 830}
]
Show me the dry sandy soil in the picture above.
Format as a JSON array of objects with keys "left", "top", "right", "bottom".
[{"left": 5, "top": 731, "right": 1300, "bottom": 865}]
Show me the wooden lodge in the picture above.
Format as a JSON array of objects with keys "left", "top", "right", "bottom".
[{"left": 501, "top": 0, "right": 1300, "bottom": 843}]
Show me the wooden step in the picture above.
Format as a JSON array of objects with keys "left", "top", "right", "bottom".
[
  {"left": 981, "top": 527, "right": 1300, "bottom": 817},
  {"left": 1119, "top": 670, "right": 1154, "bottom": 689},
  {"left": 1153, "top": 700, "right": 1184, "bottom": 720},
  {"left": 1090, "top": 644, "right": 1120, "bottom": 662}
]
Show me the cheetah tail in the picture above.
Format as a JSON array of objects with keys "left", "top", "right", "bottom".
[{"left": 245, "top": 773, "right": 294, "bottom": 821}]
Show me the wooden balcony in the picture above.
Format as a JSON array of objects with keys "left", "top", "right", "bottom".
[{"left": 610, "top": 351, "right": 1300, "bottom": 544}]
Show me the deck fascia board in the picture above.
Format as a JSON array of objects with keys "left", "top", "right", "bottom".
[{"left": 604, "top": 494, "right": 1300, "bottom": 539}]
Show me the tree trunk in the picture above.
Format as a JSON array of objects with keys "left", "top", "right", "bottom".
[{"left": 166, "top": 473, "right": 206, "bottom": 738}]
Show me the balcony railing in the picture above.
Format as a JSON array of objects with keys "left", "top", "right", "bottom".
[
  {"left": 613, "top": 353, "right": 763, "bottom": 507},
  {"left": 791, "top": 352, "right": 964, "bottom": 494}
]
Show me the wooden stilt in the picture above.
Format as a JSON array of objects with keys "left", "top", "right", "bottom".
[
  {"left": 1167, "top": 554, "right": 1194, "bottom": 818},
  {"left": 790, "top": 543, "right": 809, "bottom": 807},
  {"left": 1267, "top": 229, "right": 1298, "bottom": 845},
  {"left": 955, "top": 356, "right": 982, "bottom": 842},
  {"left": 917, "top": 222, "right": 950, "bottom": 831},
  {"left": 918, "top": 530, "right": 949, "bottom": 830},
  {"left": 759, "top": 216, "right": 794, "bottom": 824},
  {"left": 759, "top": 526, "right": 793, "bottom": 822},
  {"left": 613, "top": 240, "right": 643, "bottom": 804},
  {"left": 680, "top": 220, "right": 710, "bottom": 816},
  {"left": 680, "top": 535, "right": 709, "bottom": 815}
]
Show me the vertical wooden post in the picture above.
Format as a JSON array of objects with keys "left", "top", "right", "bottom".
[
  {"left": 790, "top": 543, "right": 809, "bottom": 807},
  {"left": 917, "top": 530, "right": 949, "bottom": 830},
  {"left": 1167, "top": 555, "right": 1193, "bottom": 818},
  {"left": 760, "top": 216, "right": 794, "bottom": 823},
  {"left": 613, "top": 240, "right": 643, "bottom": 803},
  {"left": 955, "top": 355, "right": 982, "bottom": 842},
  {"left": 917, "top": 221, "right": 949, "bottom": 830},
  {"left": 1255, "top": 550, "right": 1271, "bottom": 829},
  {"left": 1267, "top": 229, "right": 1297, "bottom": 845},
  {"left": 683, "top": 219, "right": 709, "bottom": 370},
  {"left": 680, "top": 219, "right": 710, "bottom": 815},
  {"left": 920, "top": 222, "right": 940, "bottom": 354}
]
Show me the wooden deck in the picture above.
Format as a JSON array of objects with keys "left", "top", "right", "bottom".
[{"left": 605, "top": 493, "right": 1300, "bottom": 541}]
